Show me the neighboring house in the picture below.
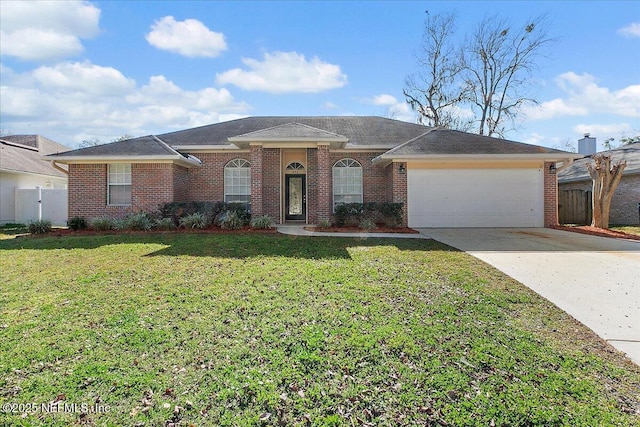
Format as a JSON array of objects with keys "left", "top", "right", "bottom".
[
  {"left": 0, "top": 135, "right": 71, "bottom": 225},
  {"left": 47, "top": 116, "right": 578, "bottom": 228},
  {"left": 558, "top": 143, "right": 640, "bottom": 225}
]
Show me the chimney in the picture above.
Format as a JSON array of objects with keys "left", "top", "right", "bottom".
[{"left": 578, "top": 133, "right": 596, "bottom": 155}]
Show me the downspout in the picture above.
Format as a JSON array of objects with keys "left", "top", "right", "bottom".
[{"left": 51, "top": 160, "right": 69, "bottom": 175}]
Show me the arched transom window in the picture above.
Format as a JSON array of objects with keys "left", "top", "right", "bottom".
[
  {"left": 286, "top": 162, "right": 305, "bottom": 174},
  {"left": 224, "top": 159, "right": 251, "bottom": 204},
  {"left": 332, "top": 158, "right": 362, "bottom": 210}
]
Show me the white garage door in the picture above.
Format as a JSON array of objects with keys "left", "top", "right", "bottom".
[{"left": 408, "top": 168, "right": 544, "bottom": 228}]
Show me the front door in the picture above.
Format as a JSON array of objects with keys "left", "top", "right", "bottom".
[{"left": 285, "top": 175, "right": 306, "bottom": 221}]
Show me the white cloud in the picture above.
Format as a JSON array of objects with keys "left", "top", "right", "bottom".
[
  {"left": 524, "top": 72, "right": 640, "bottom": 120},
  {"left": 573, "top": 123, "right": 632, "bottom": 138},
  {"left": 0, "top": 61, "right": 249, "bottom": 146},
  {"left": 0, "top": 0, "right": 100, "bottom": 61},
  {"left": 146, "top": 16, "right": 227, "bottom": 58},
  {"left": 365, "top": 94, "right": 416, "bottom": 123},
  {"left": 32, "top": 62, "right": 135, "bottom": 96},
  {"left": 371, "top": 94, "right": 398, "bottom": 106},
  {"left": 618, "top": 22, "right": 640, "bottom": 37},
  {"left": 216, "top": 51, "right": 347, "bottom": 93}
]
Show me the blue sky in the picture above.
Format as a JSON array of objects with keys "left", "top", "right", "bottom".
[{"left": 1, "top": 1, "right": 638, "bottom": 150}]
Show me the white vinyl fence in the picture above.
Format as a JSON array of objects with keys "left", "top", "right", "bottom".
[{"left": 15, "top": 187, "right": 68, "bottom": 226}]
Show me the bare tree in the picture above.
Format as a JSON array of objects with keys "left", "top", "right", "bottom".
[
  {"left": 403, "top": 12, "right": 470, "bottom": 130},
  {"left": 462, "top": 15, "right": 553, "bottom": 137},
  {"left": 587, "top": 154, "right": 626, "bottom": 229},
  {"left": 405, "top": 13, "right": 553, "bottom": 137}
]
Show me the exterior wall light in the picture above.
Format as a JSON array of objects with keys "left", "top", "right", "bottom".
[{"left": 398, "top": 163, "right": 406, "bottom": 174}]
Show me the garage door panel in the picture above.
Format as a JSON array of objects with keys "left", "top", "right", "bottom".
[{"left": 408, "top": 168, "right": 543, "bottom": 228}]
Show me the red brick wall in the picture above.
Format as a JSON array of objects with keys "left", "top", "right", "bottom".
[
  {"left": 67, "top": 150, "right": 399, "bottom": 224},
  {"left": 250, "top": 146, "right": 264, "bottom": 216},
  {"left": 173, "top": 165, "right": 190, "bottom": 202},
  {"left": 69, "top": 163, "right": 193, "bottom": 220},
  {"left": 262, "top": 148, "right": 281, "bottom": 220},
  {"left": 131, "top": 163, "right": 174, "bottom": 213},
  {"left": 187, "top": 153, "right": 250, "bottom": 202},
  {"left": 306, "top": 149, "right": 319, "bottom": 224},
  {"left": 316, "top": 145, "right": 331, "bottom": 222},
  {"left": 389, "top": 162, "right": 408, "bottom": 227},
  {"left": 544, "top": 162, "right": 558, "bottom": 227},
  {"left": 68, "top": 164, "right": 109, "bottom": 219}
]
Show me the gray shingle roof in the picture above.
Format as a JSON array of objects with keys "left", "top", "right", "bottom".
[
  {"left": 383, "top": 128, "right": 568, "bottom": 156},
  {"left": 47, "top": 135, "right": 180, "bottom": 157},
  {"left": 42, "top": 116, "right": 576, "bottom": 161},
  {"left": 0, "top": 135, "right": 71, "bottom": 177},
  {"left": 558, "top": 143, "right": 640, "bottom": 183},
  {"left": 159, "top": 116, "right": 429, "bottom": 147},
  {"left": 229, "top": 122, "right": 348, "bottom": 141}
]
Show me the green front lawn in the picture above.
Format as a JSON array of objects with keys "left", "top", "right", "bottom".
[{"left": 1, "top": 233, "right": 638, "bottom": 426}]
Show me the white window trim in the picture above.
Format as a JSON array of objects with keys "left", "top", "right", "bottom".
[
  {"left": 332, "top": 158, "right": 363, "bottom": 211},
  {"left": 107, "top": 164, "right": 132, "bottom": 206},
  {"left": 224, "top": 159, "right": 251, "bottom": 204}
]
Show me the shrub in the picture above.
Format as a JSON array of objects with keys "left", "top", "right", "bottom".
[
  {"left": 359, "top": 218, "right": 377, "bottom": 231},
  {"left": 123, "top": 212, "right": 154, "bottom": 231},
  {"left": 154, "top": 217, "right": 176, "bottom": 230},
  {"left": 250, "top": 215, "right": 274, "bottom": 229},
  {"left": 333, "top": 202, "right": 404, "bottom": 228},
  {"left": 379, "top": 202, "right": 404, "bottom": 228},
  {"left": 91, "top": 216, "right": 115, "bottom": 231},
  {"left": 28, "top": 219, "right": 52, "bottom": 234},
  {"left": 318, "top": 218, "right": 332, "bottom": 229},
  {"left": 179, "top": 212, "right": 208, "bottom": 229},
  {"left": 334, "top": 203, "right": 364, "bottom": 227},
  {"left": 218, "top": 210, "right": 244, "bottom": 230},
  {"left": 158, "top": 201, "right": 250, "bottom": 227},
  {"left": 219, "top": 203, "right": 251, "bottom": 226},
  {"left": 67, "top": 216, "right": 87, "bottom": 231}
]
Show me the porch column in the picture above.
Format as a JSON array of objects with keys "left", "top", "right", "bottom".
[
  {"left": 316, "top": 143, "right": 332, "bottom": 223},
  {"left": 250, "top": 144, "right": 263, "bottom": 217},
  {"left": 544, "top": 161, "right": 558, "bottom": 227}
]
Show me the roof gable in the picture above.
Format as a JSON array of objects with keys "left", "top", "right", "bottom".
[
  {"left": 0, "top": 135, "right": 71, "bottom": 178},
  {"left": 229, "top": 122, "right": 348, "bottom": 142}
]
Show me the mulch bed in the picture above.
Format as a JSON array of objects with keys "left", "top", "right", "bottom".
[
  {"left": 551, "top": 225, "right": 640, "bottom": 241},
  {"left": 23, "top": 226, "right": 279, "bottom": 238}
]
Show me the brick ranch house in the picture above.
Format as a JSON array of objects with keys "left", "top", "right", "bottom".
[{"left": 46, "top": 116, "right": 579, "bottom": 228}]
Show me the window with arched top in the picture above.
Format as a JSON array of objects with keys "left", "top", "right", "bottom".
[
  {"left": 224, "top": 159, "right": 251, "bottom": 204},
  {"left": 332, "top": 158, "right": 362, "bottom": 210},
  {"left": 285, "top": 162, "right": 305, "bottom": 174}
]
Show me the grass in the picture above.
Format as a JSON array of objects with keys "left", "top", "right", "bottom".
[{"left": 1, "top": 233, "right": 638, "bottom": 426}]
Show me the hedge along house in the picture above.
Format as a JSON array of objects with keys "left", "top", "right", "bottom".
[{"left": 46, "top": 116, "right": 579, "bottom": 228}]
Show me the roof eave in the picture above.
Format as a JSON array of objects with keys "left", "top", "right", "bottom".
[
  {"left": 43, "top": 154, "right": 202, "bottom": 168},
  {"left": 373, "top": 152, "right": 583, "bottom": 165}
]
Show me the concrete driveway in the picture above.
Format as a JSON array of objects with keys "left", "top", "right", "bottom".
[{"left": 417, "top": 228, "right": 640, "bottom": 365}]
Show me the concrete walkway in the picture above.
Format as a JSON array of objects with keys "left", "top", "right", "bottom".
[{"left": 417, "top": 228, "right": 640, "bottom": 365}]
